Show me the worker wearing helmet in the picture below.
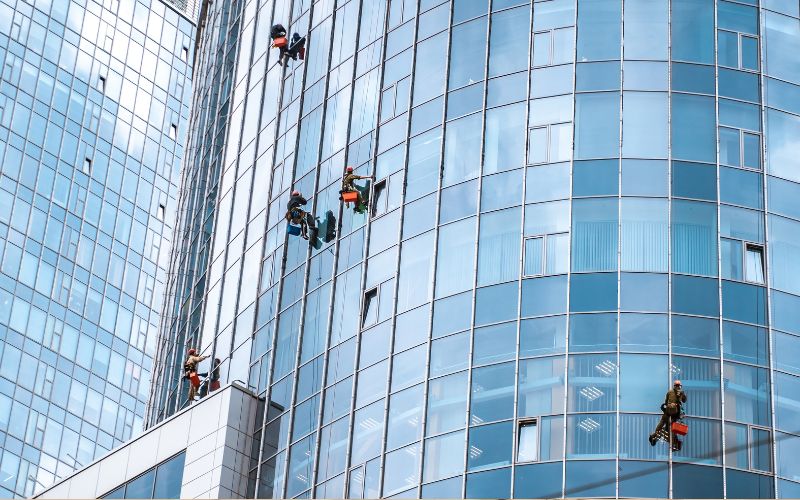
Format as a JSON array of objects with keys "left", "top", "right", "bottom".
[
  {"left": 184, "top": 348, "right": 209, "bottom": 402},
  {"left": 341, "top": 166, "right": 373, "bottom": 209},
  {"left": 649, "top": 380, "right": 687, "bottom": 448},
  {"left": 286, "top": 190, "right": 310, "bottom": 239}
]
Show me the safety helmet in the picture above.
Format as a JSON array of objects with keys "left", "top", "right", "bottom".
[
  {"left": 188, "top": 348, "right": 197, "bottom": 355},
  {"left": 292, "top": 190, "right": 300, "bottom": 196},
  {"left": 673, "top": 379, "right": 682, "bottom": 386},
  {"left": 346, "top": 166, "right": 354, "bottom": 172}
]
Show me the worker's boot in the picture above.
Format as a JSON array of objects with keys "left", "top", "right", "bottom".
[{"left": 648, "top": 434, "right": 657, "bottom": 446}]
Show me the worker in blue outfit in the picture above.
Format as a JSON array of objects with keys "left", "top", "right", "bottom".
[{"left": 286, "top": 190, "right": 311, "bottom": 239}]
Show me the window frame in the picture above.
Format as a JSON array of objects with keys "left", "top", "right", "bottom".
[
  {"left": 516, "top": 418, "right": 540, "bottom": 463},
  {"left": 744, "top": 243, "right": 765, "bottom": 285},
  {"left": 719, "top": 126, "right": 762, "bottom": 170},
  {"left": 527, "top": 122, "right": 571, "bottom": 165}
]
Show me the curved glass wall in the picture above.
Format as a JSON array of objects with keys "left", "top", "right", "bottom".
[
  {"left": 0, "top": 0, "right": 194, "bottom": 496},
  {"left": 152, "top": 0, "right": 800, "bottom": 497}
]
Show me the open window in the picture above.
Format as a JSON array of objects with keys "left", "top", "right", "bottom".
[
  {"left": 362, "top": 288, "right": 378, "bottom": 327},
  {"left": 517, "top": 419, "right": 539, "bottom": 462},
  {"left": 169, "top": 123, "right": 178, "bottom": 140},
  {"left": 83, "top": 157, "right": 92, "bottom": 174},
  {"left": 157, "top": 203, "right": 166, "bottom": 221},
  {"left": 528, "top": 123, "right": 572, "bottom": 165},
  {"left": 744, "top": 244, "right": 764, "bottom": 284},
  {"left": 98, "top": 75, "right": 106, "bottom": 92},
  {"left": 372, "top": 179, "right": 387, "bottom": 217},
  {"left": 181, "top": 46, "right": 189, "bottom": 62}
]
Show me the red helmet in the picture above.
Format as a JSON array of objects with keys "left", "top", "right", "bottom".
[
  {"left": 292, "top": 190, "right": 300, "bottom": 196},
  {"left": 346, "top": 166, "right": 354, "bottom": 173},
  {"left": 188, "top": 348, "right": 197, "bottom": 355}
]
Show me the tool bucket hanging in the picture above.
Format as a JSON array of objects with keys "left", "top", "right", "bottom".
[
  {"left": 189, "top": 373, "right": 201, "bottom": 389},
  {"left": 671, "top": 421, "right": 688, "bottom": 436},
  {"left": 342, "top": 191, "right": 359, "bottom": 203},
  {"left": 287, "top": 225, "right": 302, "bottom": 236},
  {"left": 273, "top": 36, "right": 288, "bottom": 48}
]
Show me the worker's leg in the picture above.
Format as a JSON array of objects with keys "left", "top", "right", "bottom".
[{"left": 650, "top": 414, "right": 668, "bottom": 445}]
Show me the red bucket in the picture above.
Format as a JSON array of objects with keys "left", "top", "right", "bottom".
[
  {"left": 273, "top": 36, "right": 288, "bottom": 48},
  {"left": 189, "top": 373, "right": 201, "bottom": 388},
  {"left": 342, "top": 191, "right": 359, "bottom": 203},
  {"left": 671, "top": 421, "right": 688, "bottom": 436}
]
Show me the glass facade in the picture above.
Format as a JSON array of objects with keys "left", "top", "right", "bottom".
[
  {"left": 150, "top": 0, "right": 800, "bottom": 497},
  {"left": 0, "top": 0, "right": 193, "bottom": 497}
]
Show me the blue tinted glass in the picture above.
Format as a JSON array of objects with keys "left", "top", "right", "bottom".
[
  {"left": 520, "top": 315, "right": 567, "bottom": 356},
  {"left": 673, "top": 315, "right": 720, "bottom": 356},
  {"left": 726, "top": 469, "right": 774, "bottom": 499},
  {"left": 473, "top": 321, "right": 516, "bottom": 365},
  {"left": 671, "top": 63, "right": 716, "bottom": 94},
  {"left": 453, "top": 0, "right": 487, "bottom": 23},
  {"left": 622, "top": 92, "right": 669, "bottom": 158},
  {"left": 477, "top": 207, "right": 521, "bottom": 286},
  {"left": 718, "top": 1, "right": 758, "bottom": 34},
  {"left": 673, "top": 274, "right": 720, "bottom": 317},
  {"left": 571, "top": 198, "right": 618, "bottom": 272},
  {"left": 620, "top": 313, "right": 668, "bottom": 352},
  {"left": 153, "top": 453, "right": 186, "bottom": 499},
  {"left": 446, "top": 83, "right": 484, "bottom": 119},
  {"left": 475, "top": 282, "right": 518, "bottom": 326},
  {"left": 719, "top": 68, "right": 760, "bottom": 102},
  {"left": 671, "top": 200, "right": 718, "bottom": 276},
  {"left": 623, "top": 0, "right": 668, "bottom": 60},
  {"left": 433, "top": 292, "right": 472, "bottom": 338},
  {"left": 465, "top": 467, "right": 511, "bottom": 498},
  {"left": 724, "top": 321, "right": 769, "bottom": 366},
  {"left": 487, "top": 72, "right": 527, "bottom": 107},
  {"left": 565, "top": 460, "right": 615, "bottom": 497},
  {"left": 421, "top": 477, "right": 462, "bottom": 498},
  {"left": 620, "top": 199, "right": 669, "bottom": 273},
  {"left": 569, "top": 273, "right": 617, "bottom": 312},
  {"left": 526, "top": 163, "right": 570, "bottom": 203},
  {"left": 623, "top": 61, "right": 668, "bottom": 91},
  {"left": 773, "top": 290, "right": 800, "bottom": 335},
  {"left": 467, "top": 421, "right": 513, "bottom": 470},
  {"left": 430, "top": 332, "right": 470, "bottom": 377},
  {"left": 672, "top": 161, "right": 717, "bottom": 201},
  {"left": 443, "top": 114, "right": 482, "bottom": 185},
  {"left": 439, "top": 180, "right": 478, "bottom": 223},
  {"left": 568, "top": 355, "right": 617, "bottom": 411},
  {"left": 672, "top": 93, "right": 716, "bottom": 162},
  {"left": 620, "top": 354, "right": 668, "bottom": 412},
  {"left": 531, "top": 64, "right": 574, "bottom": 98},
  {"left": 720, "top": 167, "right": 763, "bottom": 209},
  {"left": 489, "top": 7, "right": 529, "bottom": 77},
  {"left": 515, "top": 462, "right": 563, "bottom": 498},
  {"left": 620, "top": 273, "right": 668, "bottom": 312},
  {"left": 521, "top": 276, "right": 568, "bottom": 317},
  {"left": 576, "top": 0, "right": 621, "bottom": 61},
  {"left": 621, "top": 159, "right": 668, "bottom": 196},
  {"left": 672, "top": 464, "right": 723, "bottom": 499},
  {"left": 471, "top": 362, "right": 515, "bottom": 423},
  {"left": 574, "top": 93, "right": 620, "bottom": 159},
  {"left": 575, "top": 62, "right": 620, "bottom": 91},
  {"left": 572, "top": 160, "right": 618, "bottom": 197},
  {"left": 619, "top": 461, "right": 668, "bottom": 498},
  {"left": 569, "top": 313, "right": 617, "bottom": 352},
  {"left": 125, "top": 469, "right": 155, "bottom": 498},
  {"left": 723, "top": 281, "right": 767, "bottom": 325},
  {"left": 719, "top": 98, "right": 760, "bottom": 131},
  {"left": 672, "top": 0, "right": 714, "bottom": 63}
]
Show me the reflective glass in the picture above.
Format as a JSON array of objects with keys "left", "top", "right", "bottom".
[
  {"left": 427, "top": 372, "right": 468, "bottom": 435},
  {"left": 423, "top": 431, "right": 465, "bottom": 482},
  {"left": 430, "top": 332, "right": 470, "bottom": 377},
  {"left": 467, "top": 421, "right": 513, "bottom": 470}
]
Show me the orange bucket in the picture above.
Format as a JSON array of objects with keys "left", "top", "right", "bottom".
[
  {"left": 671, "top": 421, "right": 688, "bottom": 436},
  {"left": 342, "top": 191, "right": 359, "bottom": 203},
  {"left": 273, "top": 36, "right": 288, "bottom": 48}
]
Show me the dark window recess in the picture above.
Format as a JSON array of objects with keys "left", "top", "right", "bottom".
[
  {"left": 372, "top": 179, "right": 388, "bottom": 217},
  {"left": 362, "top": 288, "right": 378, "bottom": 327}
]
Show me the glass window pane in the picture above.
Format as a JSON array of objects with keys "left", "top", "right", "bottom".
[
  {"left": 449, "top": 18, "right": 487, "bottom": 89},
  {"left": 741, "top": 36, "right": 759, "bottom": 71},
  {"left": 622, "top": 92, "right": 668, "bottom": 158},
  {"left": 427, "top": 372, "right": 468, "bottom": 435},
  {"left": 470, "top": 362, "right": 515, "bottom": 424},
  {"left": 430, "top": 331, "right": 470, "bottom": 377},
  {"left": 672, "top": 356, "right": 722, "bottom": 418},
  {"left": 571, "top": 198, "right": 619, "bottom": 272},
  {"left": 520, "top": 315, "right": 567, "bottom": 357},
  {"left": 672, "top": 315, "right": 720, "bottom": 356},
  {"left": 569, "top": 313, "right": 616, "bottom": 352},
  {"left": 153, "top": 453, "right": 185, "bottom": 498},
  {"left": 473, "top": 321, "right": 516, "bottom": 365},
  {"left": 620, "top": 354, "right": 668, "bottom": 412},
  {"left": 565, "top": 460, "right": 615, "bottom": 497},
  {"left": 672, "top": 161, "right": 717, "bottom": 201},
  {"left": 521, "top": 275, "right": 568, "bottom": 317},
  {"left": 528, "top": 127, "right": 548, "bottom": 164},
  {"left": 546, "top": 232, "right": 569, "bottom": 275},
  {"left": 620, "top": 199, "right": 668, "bottom": 272},
  {"left": 387, "top": 385, "right": 424, "bottom": 450},
  {"left": 435, "top": 218, "right": 476, "bottom": 298},
  {"left": 672, "top": 93, "right": 717, "bottom": 162},
  {"left": 125, "top": 469, "right": 155, "bottom": 498},
  {"left": 573, "top": 159, "right": 618, "bottom": 197},
  {"left": 477, "top": 208, "right": 521, "bottom": 285},
  {"left": 576, "top": 0, "right": 621, "bottom": 61},
  {"left": 518, "top": 356, "right": 566, "bottom": 416},
  {"left": 517, "top": 421, "right": 538, "bottom": 462},
  {"left": 489, "top": 7, "right": 529, "bottom": 76},
  {"left": 484, "top": 103, "right": 526, "bottom": 174},
  {"left": 742, "top": 132, "right": 761, "bottom": 169},
  {"left": 468, "top": 421, "right": 513, "bottom": 470},
  {"left": 475, "top": 281, "right": 518, "bottom": 326},
  {"left": 621, "top": 159, "right": 668, "bottom": 196},
  {"left": 567, "top": 354, "right": 617, "bottom": 412},
  {"left": 423, "top": 430, "right": 465, "bottom": 482},
  {"left": 524, "top": 237, "right": 543, "bottom": 276},
  {"left": 515, "top": 462, "right": 563, "bottom": 498},
  {"left": 672, "top": 0, "right": 714, "bottom": 64},
  {"left": 443, "top": 114, "right": 482, "bottom": 186},
  {"left": 569, "top": 272, "right": 617, "bottom": 313},
  {"left": 618, "top": 461, "right": 668, "bottom": 498},
  {"left": 721, "top": 238, "right": 743, "bottom": 280},
  {"left": 465, "top": 467, "right": 511, "bottom": 498},
  {"left": 723, "top": 362, "right": 770, "bottom": 426},
  {"left": 620, "top": 313, "right": 668, "bottom": 352},
  {"left": 671, "top": 200, "right": 718, "bottom": 276},
  {"left": 383, "top": 443, "right": 421, "bottom": 495},
  {"left": 574, "top": 93, "right": 620, "bottom": 159},
  {"left": 623, "top": 0, "right": 668, "bottom": 60},
  {"left": 351, "top": 400, "right": 385, "bottom": 463},
  {"left": 432, "top": 292, "right": 472, "bottom": 338}
]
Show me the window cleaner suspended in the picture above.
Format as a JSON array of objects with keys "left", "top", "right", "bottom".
[
  {"left": 649, "top": 379, "right": 688, "bottom": 451},
  {"left": 286, "top": 190, "right": 317, "bottom": 240},
  {"left": 271, "top": 24, "right": 306, "bottom": 67},
  {"left": 183, "top": 348, "right": 209, "bottom": 403},
  {"left": 340, "top": 166, "right": 373, "bottom": 214}
]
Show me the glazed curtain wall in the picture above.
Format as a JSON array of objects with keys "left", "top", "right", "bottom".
[{"left": 150, "top": 0, "right": 800, "bottom": 497}]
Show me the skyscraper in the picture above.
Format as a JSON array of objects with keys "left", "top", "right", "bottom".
[
  {"left": 148, "top": 0, "right": 800, "bottom": 497},
  {"left": 0, "top": 0, "right": 193, "bottom": 496}
]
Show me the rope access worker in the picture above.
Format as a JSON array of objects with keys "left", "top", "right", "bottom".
[
  {"left": 649, "top": 379, "right": 687, "bottom": 450},
  {"left": 286, "top": 190, "right": 310, "bottom": 239},
  {"left": 184, "top": 348, "right": 209, "bottom": 403},
  {"left": 271, "top": 24, "right": 306, "bottom": 66},
  {"left": 341, "top": 166, "right": 373, "bottom": 210}
]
